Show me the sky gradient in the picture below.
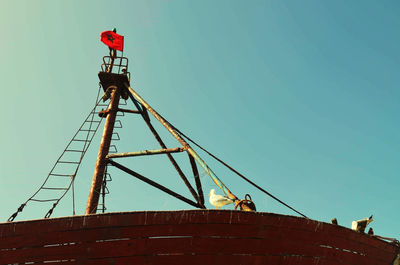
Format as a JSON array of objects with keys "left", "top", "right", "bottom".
[{"left": 0, "top": 0, "right": 399, "bottom": 239}]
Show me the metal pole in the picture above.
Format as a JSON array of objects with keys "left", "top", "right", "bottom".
[
  {"left": 106, "top": 147, "right": 185, "bottom": 159},
  {"left": 108, "top": 49, "right": 116, "bottom": 73},
  {"left": 86, "top": 85, "right": 121, "bottom": 214},
  {"left": 188, "top": 153, "right": 204, "bottom": 205},
  {"left": 125, "top": 83, "right": 238, "bottom": 201}
]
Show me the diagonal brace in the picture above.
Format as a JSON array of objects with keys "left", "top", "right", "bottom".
[
  {"left": 137, "top": 108, "right": 202, "bottom": 206},
  {"left": 107, "top": 159, "right": 203, "bottom": 209},
  {"left": 188, "top": 153, "right": 204, "bottom": 206},
  {"left": 125, "top": 83, "right": 238, "bottom": 201}
]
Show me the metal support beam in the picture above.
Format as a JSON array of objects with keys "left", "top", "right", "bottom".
[
  {"left": 106, "top": 147, "right": 185, "bottom": 159},
  {"left": 188, "top": 153, "right": 204, "bottom": 206},
  {"left": 142, "top": 112, "right": 202, "bottom": 205},
  {"left": 125, "top": 83, "right": 238, "bottom": 201},
  {"left": 129, "top": 100, "right": 201, "bottom": 206},
  {"left": 107, "top": 159, "right": 201, "bottom": 209}
]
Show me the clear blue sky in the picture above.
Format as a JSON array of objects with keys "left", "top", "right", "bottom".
[{"left": 0, "top": 0, "right": 399, "bottom": 239}]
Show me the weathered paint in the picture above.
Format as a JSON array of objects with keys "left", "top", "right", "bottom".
[
  {"left": 106, "top": 147, "right": 185, "bottom": 159},
  {"left": 0, "top": 210, "right": 398, "bottom": 264},
  {"left": 188, "top": 153, "right": 204, "bottom": 205}
]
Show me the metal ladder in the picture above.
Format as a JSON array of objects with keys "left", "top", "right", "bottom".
[{"left": 97, "top": 99, "right": 127, "bottom": 213}]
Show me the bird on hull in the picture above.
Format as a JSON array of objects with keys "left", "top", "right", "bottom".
[
  {"left": 352, "top": 215, "right": 374, "bottom": 233},
  {"left": 209, "top": 189, "right": 234, "bottom": 209}
]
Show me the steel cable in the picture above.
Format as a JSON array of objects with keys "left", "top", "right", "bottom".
[{"left": 157, "top": 114, "right": 309, "bottom": 219}]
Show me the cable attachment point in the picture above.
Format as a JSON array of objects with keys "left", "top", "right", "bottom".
[
  {"left": 44, "top": 202, "right": 58, "bottom": 219},
  {"left": 7, "top": 203, "right": 27, "bottom": 222},
  {"left": 234, "top": 194, "right": 256, "bottom": 212}
]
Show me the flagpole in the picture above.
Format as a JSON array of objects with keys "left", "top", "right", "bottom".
[{"left": 107, "top": 28, "right": 118, "bottom": 73}]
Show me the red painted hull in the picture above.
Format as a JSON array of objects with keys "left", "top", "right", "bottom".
[{"left": 0, "top": 210, "right": 398, "bottom": 264}]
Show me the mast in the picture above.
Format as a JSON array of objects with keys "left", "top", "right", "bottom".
[{"left": 85, "top": 30, "right": 122, "bottom": 214}]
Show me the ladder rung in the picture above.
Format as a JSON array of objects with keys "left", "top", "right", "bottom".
[
  {"left": 49, "top": 173, "right": 72, "bottom": 177},
  {"left": 66, "top": 149, "right": 84, "bottom": 153},
  {"left": 109, "top": 145, "right": 118, "bottom": 153},
  {"left": 72, "top": 139, "right": 90, "bottom": 142},
  {"left": 31, "top": 199, "right": 58, "bottom": 202},
  {"left": 80, "top": 129, "right": 97, "bottom": 132},
  {"left": 42, "top": 187, "right": 69, "bottom": 191},
  {"left": 85, "top": 120, "right": 101, "bottom": 123},
  {"left": 58, "top": 161, "right": 80, "bottom": 164},
  {"left": 112, "top": 133, "right": 120, "bottom": 141},
  {"left": 114, "top": 121, "right": 122, "bottom": 128}
]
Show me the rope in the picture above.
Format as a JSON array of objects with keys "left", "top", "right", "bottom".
[
  {"left": 158, "top": 114, "right": 309, "bottom": 219},
  {"left": 72, "top": 175, "right": 75, "bottom": 216}
]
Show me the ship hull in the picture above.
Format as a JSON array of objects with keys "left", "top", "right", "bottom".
[{"left": 1, "top": 210, "right": 398, "bottom": 264}]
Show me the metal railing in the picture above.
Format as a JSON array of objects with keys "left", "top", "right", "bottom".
[{"left": 101, "top": 56, "right": 131, "bottom": 80}]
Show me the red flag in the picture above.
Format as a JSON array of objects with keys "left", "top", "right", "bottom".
[{"left": 100, "top": 31, "right": 124, "bottom": 51}]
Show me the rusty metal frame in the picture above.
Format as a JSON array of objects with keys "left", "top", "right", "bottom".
[
  {"left": 188, "top": 153, "right": 204, "bottom": 205},
  {"left": 107, "top": 159, "right": 202, "bottom": 208},
  {"left": 139, "top": 108, "right": 204, "bottom": 207},
  {"left": 87, "top": 48, "right": 211, "bottom": 214},
  {"left": 112, "top": 95, "right": 206, "bottom": 208},
  {"left": 101, "top": 55, "right": 129, "bottom": 77},
  {"left": 106, "top": 147, "right": 185, "bottom": 159},
  {"left": 125, "top": 83, "right": 239, "bottom": 201}
]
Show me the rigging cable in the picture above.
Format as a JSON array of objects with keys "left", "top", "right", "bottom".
[{"left": 157, "top": 114, "right": 309, "bottom": 219}]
